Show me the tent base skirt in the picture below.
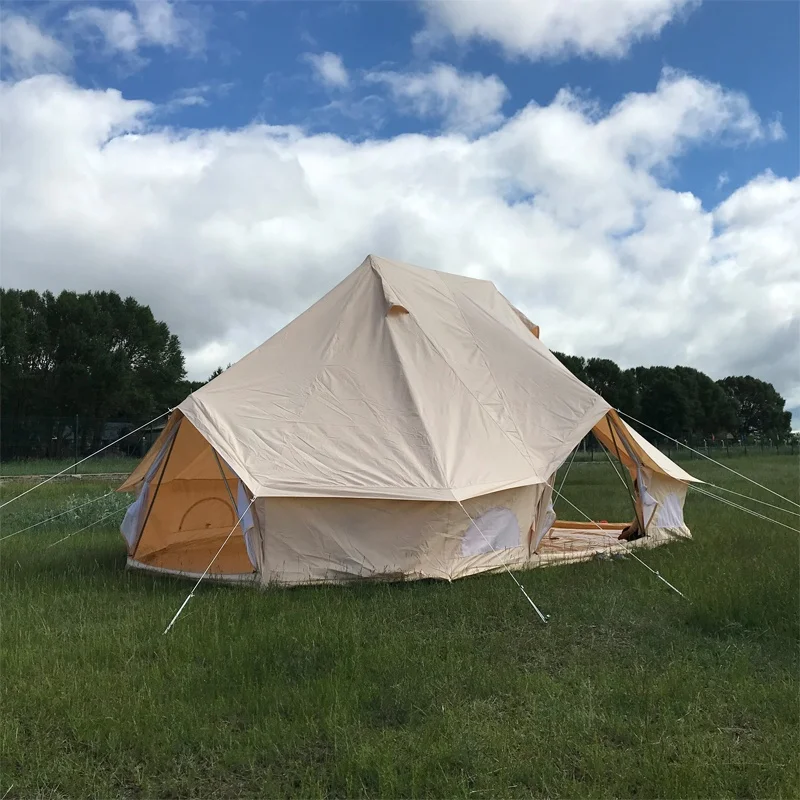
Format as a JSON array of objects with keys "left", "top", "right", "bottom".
[
  {"left": 126, "top": 557, "right": 258, "bottom": 585},
  {"left": 125, "top": 525, "right": 690, "bottom": 586}
]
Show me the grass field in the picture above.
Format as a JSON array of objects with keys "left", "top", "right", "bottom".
[
  {"left": 0, "top": 456, "right": 139, "bottom": 477},
  {"left": 1, "top": 455, "right": 798, "bottom": 798}
]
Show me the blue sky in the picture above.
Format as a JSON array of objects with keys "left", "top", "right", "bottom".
[
  {"left": 23, "top": 0, "right": 797, "bottom": 206},
  {"left": 1, "top": 0, "right": 798, "bottom": 421}
]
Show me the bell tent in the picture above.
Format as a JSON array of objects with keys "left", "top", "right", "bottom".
[{"left": 118, "top": 255, "right": 699, "bottom": 586}]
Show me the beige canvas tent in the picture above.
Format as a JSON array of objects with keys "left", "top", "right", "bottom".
[{"left": 118, "top": 255, "right": 700, "bottom": 585}]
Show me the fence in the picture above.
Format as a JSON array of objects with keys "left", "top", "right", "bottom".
[
  {"left": 573, "top": 432, "right": 797, "bottom": 462},
  {"left": 0, "top": 416, "right": 167, "bottom": 467},
  {"left": 0, "top": 416, "right": 797, "bottom": 471}
]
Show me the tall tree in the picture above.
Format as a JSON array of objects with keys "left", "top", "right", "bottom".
[
  {"left": 718, "top": 376, "right": 792, "bottom": 439},
  {"left": 583, "top": 357, "right": 640, "bottom": 416},
  {"left": 0, "top": 288, "right": 187, "bottom": 456},
  {"left": 636, "top": 367, "right": 693, "bottom": 440},
  {"left": 551, "top": 351, "right": 587, "bottom": 383},
  {"left": 673, "top": 366, "right": 739, "bottom": 438}
]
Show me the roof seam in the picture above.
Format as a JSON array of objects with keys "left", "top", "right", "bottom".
[
  {"left": 374, "top": 266, "right": 455, "bottom": 498},
  {"left": 375, "top": 262, "right": 541, "bottom": 482}
]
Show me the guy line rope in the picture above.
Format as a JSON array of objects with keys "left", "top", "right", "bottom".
[
  {"left": 457, "top": 500, "right": 549, "bottom": 624},
  {"left": 45, "top": 507, "right": 127, "bottom": 549},
  {"left": 163, "top": 498, "right": 256, "bottom": 635},
  {"left": 551, "top": 486, "right": 687, "bottom": 599},
  {"left": 0, "top": 490, "right": 117, "bottom": 543},
  {"left": 615, "top": 409, "right": 800, "bottom": 510},
  {"left": 0, "top": 409, "right": 172, "bottom": 511}
]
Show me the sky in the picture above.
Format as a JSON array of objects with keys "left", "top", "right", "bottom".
[{"left": 1, "top": 0, "right": 798, "bottom": 424}]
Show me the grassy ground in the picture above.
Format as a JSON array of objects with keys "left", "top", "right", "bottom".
[
  {"left": 0, "top": 457, "right": 139, "bottom": 477},
  {"left": 0, "top": 455, "right": 798, "bottom": 799}
]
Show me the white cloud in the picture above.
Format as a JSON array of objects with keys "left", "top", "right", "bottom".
[
  {"left": 416, "top": 0, "right": 698, "bottom": 60},
  {"left": 67, "top": 7, "right": 140, "bottom": 53},
  {"left": 1, "top": 69, "right": 797, "bottom": 419},
  {"left": 717, "top": 172, "right": 729, "bottom": 190},
  {"left": 66, "top": 0, "right": 205, "bottom": 59},
  {"left": 768, "top": 117, "right": 786, "bottom": 141},
  {"left": 161, "top": 82, "right": 234, "bottom": 114},
  {"left": 304, "top": 52, "right": 349, "bottom": 89},
  {"left": 367, "top": 63, "right": 509, "bottom": 134},
  {"left": 0, "top": 13, "right": 71, "bottom": 77}
]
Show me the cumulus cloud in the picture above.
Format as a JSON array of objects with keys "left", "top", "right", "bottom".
[
  {"left": 66, "top": 0, "right": 205, "bottom": 59},
  {"left": 304, "top": 52, "right": 349, "bottom": 88},
  {"left": 0, "top": 12, "right": 72, "bottom": 77},
  {"left": 416, "top": 0, "right": 698, "bottom": 60},
  {"left": 1, "top": 69, "right": 797, "bottom": 418},
  {"left": 366, "top": 63, "right": 509, "bottom": 134}
]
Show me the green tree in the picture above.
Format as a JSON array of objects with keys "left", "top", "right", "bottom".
[
  {"left": 551, "top": 351, "right": 587, "bottom": 383},
  {"left": 0, "top": 288, "right": 187, "bottom": 457},
  {"left": 718, "top": 376, "right": 792, "bottom": 440},
  {"left": 633, "top": 366, "right": 693, "bottom": 440},
  {"left": 673, "top": 366, "right": 739, "bottom": 438},
  {"left": 206, "top": 363, "right": 233, "bottom": 382},
  {"left": 583, "top": 357, "right": 640, "bottom": 416}
]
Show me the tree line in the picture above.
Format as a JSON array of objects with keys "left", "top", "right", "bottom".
[
  {"left": 551, "top": 353, "right": 792, "bottom": 442},
  {"left": 0, "top": 289, "right": 793, "bottom": 460}
]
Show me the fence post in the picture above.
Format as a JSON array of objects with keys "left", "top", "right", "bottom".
[{"left": 74, "top": 415, "right": 79, "bottom": 474}]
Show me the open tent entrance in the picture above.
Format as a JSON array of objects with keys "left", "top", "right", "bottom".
[
  {"left": 120, "top": 412, "right": 257, "bottom": 580},
  {"left": 531, "top": 410, "right": 696, "bottom": 563}
]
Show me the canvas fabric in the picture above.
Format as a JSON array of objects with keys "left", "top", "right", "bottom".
[
  {"left": 177, "top": 255, "right": 611, "bottom": 502},
  {"left": 250, "top": 484, "right": 544, "bottom": 586},
  {"left": 118, "top": 254, "right": 698, "bottom": 584},
  {"left": 129, "top": 418, "right": 254, "bottom": 576}
]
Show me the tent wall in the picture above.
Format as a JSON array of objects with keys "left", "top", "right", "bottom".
[
  {"left": 640, "top": 468, "right": 692, "bottom": 540},
  {"left": 589, "top": 411, "right": 694, "bottom": 543},
  {"left": 129, "top": 418, "right": 255, "bottom": 576},
  {"left": 251, "top": 484, "right": 544, "bottom": 586}
]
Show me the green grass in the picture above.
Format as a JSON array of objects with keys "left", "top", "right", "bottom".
[
  {"left": 1, "top": 456, "right": 798, "bottom": 798},
  {"left": 0, "top": 457, "right": 139, "bottom": 477}
]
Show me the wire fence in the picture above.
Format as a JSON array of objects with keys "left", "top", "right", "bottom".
[
  {"left": 573, "top": 432, "right": 798, "bottom": 462},
  {"left": 0, "top": 416, "right": 797, "bottom": 477},
  {"left": 0, "top": 416, "right": 166, "bottom": 474}
]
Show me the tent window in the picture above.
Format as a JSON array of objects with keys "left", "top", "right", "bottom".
[{"left": 460, "top": 507, "right": 520, "bottom": 557}]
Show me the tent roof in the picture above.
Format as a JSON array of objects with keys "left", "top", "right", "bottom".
[
  {"left": 178, "top": 255, "right": 612, "bottom": 501},
  {"left": 592, "top": 411, "right": 702, "bottom": 483}
]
